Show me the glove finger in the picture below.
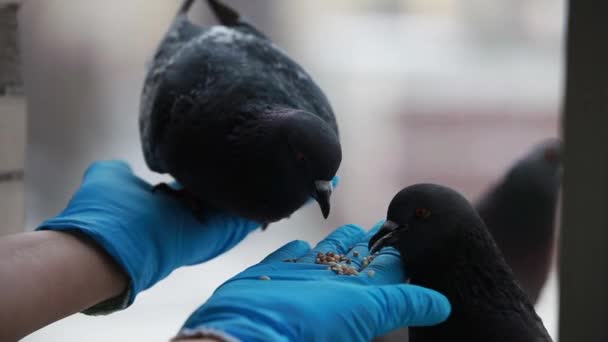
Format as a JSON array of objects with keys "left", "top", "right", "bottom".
[
  {"left": 181, "top": 212, "right": 261, "bottom": 266},
  {"left": 297, "top": 224, "right": 366, "bottom": 264},
  {"left": 82, "top": 160, "right": 133, "bottom": 184},
  {"left": 345, "top": 220, "right": 387, "bottom": 268},
  {"left": 211, "top": 213, "right": 261, "bottom": 234},
  {"left": 261, "top": 240, "right": 311, "bottom": 264},
  {"left": 367, "top": 284, "right": 451, "bottom": 336},
  {"left": 360, "top": 247, "right": 405, "bottom": 285}
]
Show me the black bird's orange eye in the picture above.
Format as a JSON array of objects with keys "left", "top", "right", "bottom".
[
  {"left": 415, "top": 208, "right": 431, "bottom": 219},
  {"left": 296, "top": 152, "right": 306, "bottom": 161}
]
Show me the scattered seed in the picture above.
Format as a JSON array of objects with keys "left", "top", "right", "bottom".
[
  {"left": 345, "top": 265, "right": 360, "bottom": 275},
  {"left": 259, "top": 275, "right": 271, "bottom": 281},
  {"left": 317, "top": 250, "right": 375, "bottom": 277}
]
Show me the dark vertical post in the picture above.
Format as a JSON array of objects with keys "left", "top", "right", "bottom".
[{"left": 560, "top": 1, "right": 608, "bottom": 341}]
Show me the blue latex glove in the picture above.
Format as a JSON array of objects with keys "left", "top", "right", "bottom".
[
  {"left": 177, "top": 223, "right": 451, "bottom": 342},
  {"left": 37, "top": 160, "right": 262, "bottom": 313}
]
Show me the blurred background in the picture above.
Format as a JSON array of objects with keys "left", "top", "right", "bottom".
[{"left": 4, "top": 0, "right": 564, "bottom": 340}]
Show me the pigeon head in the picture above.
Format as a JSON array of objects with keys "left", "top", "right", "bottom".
[
  {"left": 505, "top": 138, "right": 562, "bottom": 198},
  {"left": 282, "top": 110, "right": 342, "bottom": 218},
  {"left": 369, "top": 184, "right": 485, "bottom": 273}
]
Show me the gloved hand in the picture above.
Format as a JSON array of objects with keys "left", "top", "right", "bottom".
[
  {"left": 176, "top": 223, "right": 451, "bottom": 342},
  {"left": 37, "top": 160, "right": 262, "bottom": 313}
]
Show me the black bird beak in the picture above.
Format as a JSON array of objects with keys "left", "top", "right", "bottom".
[
  {"left": 312, "top": 180, "right": 332, "bottom": 219},
  {"left": 368, "top": 220, "right": 407, "bottom": 254}
]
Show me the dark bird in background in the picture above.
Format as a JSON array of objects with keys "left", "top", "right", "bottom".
[
  {"left": 139, "top": 0, "right": 341, "bottom": 223},
  {"left": 369, "top": 184, "right": 553, "bottom": 342},
  {"left": 475, "top": 139, "right": 561, "bottom": 303}
]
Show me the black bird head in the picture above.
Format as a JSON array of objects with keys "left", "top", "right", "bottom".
[
  {"left": 283, "top": 110, "right": 341, "bottom": 218},
  {"left": 369, "top": 184, "right": 484, "bottom": 272},
  {"left": 504, "top": 138, "right": 562, "bottom": 201},
  {"left": 484, "top": 138, "right": 562, "bottom": 242}
]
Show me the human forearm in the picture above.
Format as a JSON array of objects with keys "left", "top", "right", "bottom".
[{"left": 0, "top": 231, "right": 128, "bottom": 340}]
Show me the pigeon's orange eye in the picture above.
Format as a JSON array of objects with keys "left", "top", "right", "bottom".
[
  {"left": 296, "top": 152, "right": 306, "bottom": 161},
  {"left": 415, "top": 208, "right": 431, "bottom": 219}
]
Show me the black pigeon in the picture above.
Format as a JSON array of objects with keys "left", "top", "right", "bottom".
[
  {"left": 139, "top": 0, "right": 341, "bottom": 223},
  {"left": 369, "top": 184, "right": 553, "bottom": 342},
  {"left": 475, "top": 139, "right": 561, "bottom": 303}
]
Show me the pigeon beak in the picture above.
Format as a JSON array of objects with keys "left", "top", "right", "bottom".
[
  {"left": 313, "top": 180, "right": 332, "bottom": 219},
  {"left": 368, "top": 220, "right": 407, "bottom": 254}
]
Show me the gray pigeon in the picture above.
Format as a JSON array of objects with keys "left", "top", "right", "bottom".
[
  {"left": 475, "top": 139, "right": 561, "bottom": 303},
  {"left": 369, "top": 184, "right": 553, "bottom": 342},
  {"left": 139, "top": 0, "right": 341, "bottom": 223}
]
